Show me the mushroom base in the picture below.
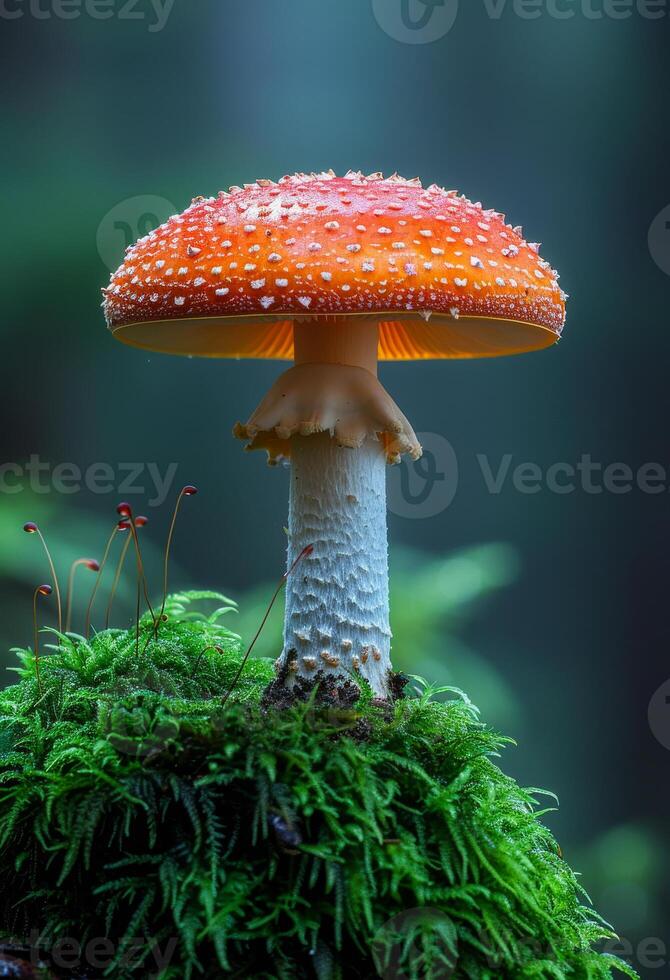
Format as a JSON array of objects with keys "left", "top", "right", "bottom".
[{"left": 279, "top": 432, "right": 392, "bottom": 699}]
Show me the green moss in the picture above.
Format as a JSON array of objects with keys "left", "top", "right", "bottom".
[{"left": 0, "top": 593, "right": 637, "bottom": 979}]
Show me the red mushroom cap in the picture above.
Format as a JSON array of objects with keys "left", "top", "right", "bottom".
[{"left": 104, "top": 171, "right": 566, "bottom": 361}]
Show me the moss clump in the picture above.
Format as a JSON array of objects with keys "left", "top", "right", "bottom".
[{"left": 0, "top": 593, "right": 636, "bottom": 979}]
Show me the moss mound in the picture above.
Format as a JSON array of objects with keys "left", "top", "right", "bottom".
[{"left": 0, "top": 593, "right": 636, "bottom": 979}]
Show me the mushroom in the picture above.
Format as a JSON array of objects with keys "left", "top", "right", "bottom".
[{"left": 103, "top": 171, "right": 565, "bottom": 699}]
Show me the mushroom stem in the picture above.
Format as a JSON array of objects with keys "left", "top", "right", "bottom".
[
  {"left": 293, "top": 316, "right": 379, "bottom": 375},
  {"left": 284, "top": 430, "right": 391, "bottom": 697},
  {"left": 280, "top": 320, "right": 392, "bottom": 698},
  {"left": 236, "top": 319, "right": 421, "bottom": 699}
]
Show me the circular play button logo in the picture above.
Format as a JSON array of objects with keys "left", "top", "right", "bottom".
[
  {"left": 387, "top": 432, "right": 459, "bottom": 519},
  {"left": 371, "top": 907, "right": 458, "bottom": 978},
  {"left": 648, "top": 677, "right": 670, "bottom": 751},
  {"left": 648, "top": 204, "right": 670, "bottom": 277},
  {"left": 372, "top": 0, "right": 459, "bottom": 44}
]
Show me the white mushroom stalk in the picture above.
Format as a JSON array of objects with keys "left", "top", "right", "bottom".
[
  {"left": 285, "top": 433, "right": 391, "bottom": 695},
  {"left": 235, "top": 319, "right": 421, "bottom": 698}
]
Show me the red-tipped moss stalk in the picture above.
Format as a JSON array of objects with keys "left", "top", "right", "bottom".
[
  {"left": 157, "top": 485, "right": 198, "bottom": 631},
  {"left": 221, "top": 544, "right": 313, "bottom": 707},
  {"left": 23, "top": 523, "right": 62, "bottom": 633},
  {"left": 104, "top": 529, "right": 133, "bottom": 629},
  {"left": 115, "top": 514, "right": 148, "bottom": 654},
  {"left": 85, "top": 522, "right": 128, "bottom": 638},
  {"left": 65, "top": 559, "right": 100, "bottom": 633},
  {"left": 32, "top": 583, "right": 52, "bottom": 694},
  {"left": 116, "top": 503, "right": 156, "bottom": 629}
]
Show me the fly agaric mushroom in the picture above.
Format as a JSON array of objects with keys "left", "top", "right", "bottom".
[{"left": 103, "top": 171, "right": 565, "bottom": 700}]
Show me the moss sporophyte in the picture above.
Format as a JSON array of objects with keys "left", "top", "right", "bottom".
[{"left": 0, "top": 172, "right": 635, "bottom": 977}]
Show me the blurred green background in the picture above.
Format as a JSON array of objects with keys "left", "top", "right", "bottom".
[{"left": 1, "top": 0, "right": 668, "bottom": 973}]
